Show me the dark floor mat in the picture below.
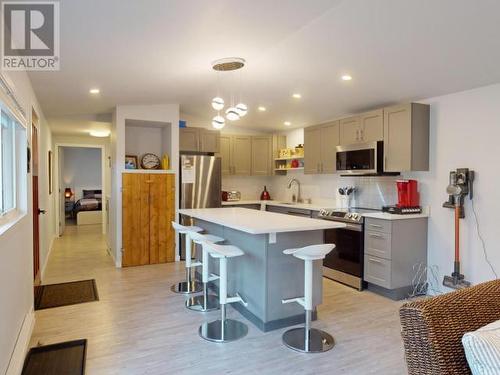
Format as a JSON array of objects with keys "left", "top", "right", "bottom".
[
  {"left": 34, "top": 279, "right": 99, "bottom": 310},
  {"left": 22, "top": 339, "right": 87, "bottom": 375}
]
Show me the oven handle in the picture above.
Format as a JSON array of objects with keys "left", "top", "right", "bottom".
[{"left": 338, "top": 223, "right": 363, "bottom": 232}]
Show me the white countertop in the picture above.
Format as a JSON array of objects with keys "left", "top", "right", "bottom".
[
  {"left": 221, "top": 200, "right": 429, "bottom": 220},
  {"left": 178, "top": 207, "right": 346, "bottom": 234}
]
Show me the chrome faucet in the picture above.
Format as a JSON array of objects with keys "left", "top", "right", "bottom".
[{"left": 287, "top": 178, "right": 303, "bottom": 203}]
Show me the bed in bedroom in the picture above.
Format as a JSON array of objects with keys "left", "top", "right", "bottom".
[{"left": 73, "top": 190, "right": 103, "bottom": 225}]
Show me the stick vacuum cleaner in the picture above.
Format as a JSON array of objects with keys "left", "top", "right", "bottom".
[{"left": 442, "top": 168, "right": 474, "bottom": 289}]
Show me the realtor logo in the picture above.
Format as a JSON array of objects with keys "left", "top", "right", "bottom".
[{"left": 1, "top": 1, "right": 60, "bottom": 71}]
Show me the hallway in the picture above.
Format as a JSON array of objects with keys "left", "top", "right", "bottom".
[{"left": 30, "top": 225, "right": 406, "bottom": 375}]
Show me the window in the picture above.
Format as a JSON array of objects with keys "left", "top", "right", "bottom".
[{"left": 0, "top": 103, "right": 23, "bottom": 216}]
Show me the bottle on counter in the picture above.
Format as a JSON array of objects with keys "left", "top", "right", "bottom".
[
  {"left": 260, "top": 186, "right": 271, "bottom": 200},
  {"left": 162, "top": 154, "right": 170, "bottom": 170}
]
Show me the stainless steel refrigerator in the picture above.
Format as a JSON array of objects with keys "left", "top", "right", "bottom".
[{"left": 179, "top": 154, "right": 221, "bottom": 259}]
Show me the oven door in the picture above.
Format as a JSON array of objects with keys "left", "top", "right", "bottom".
[
  {"left": 323, "top": 223, "right": 364, "bottom": 278},
  {"left": 336, "top": 142, "right": 378, "bottom": 175}
]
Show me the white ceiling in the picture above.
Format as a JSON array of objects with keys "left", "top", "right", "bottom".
[{"left": 29, "top": 0, "right": 500, "bottom": 134}]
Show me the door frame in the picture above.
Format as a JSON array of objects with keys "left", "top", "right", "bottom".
[
  {"left": 31, "top": 109, "right": 41, "bottom": 285},
  {"left": 54, "top": 143, "right": 107, "bottom": 236}
]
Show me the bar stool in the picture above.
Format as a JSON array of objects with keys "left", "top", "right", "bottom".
[
  {"left": 281, "top": 244, "right": 336, "bottom": 353},
  {"left": 199, "top": 243, "right": 248, "bottom": 343},
  {"left": 170, "top": 222, "right": 203, "bottom": 294},
  {"left": 185, "top": 232, "right": 225, "bottom": 312}
]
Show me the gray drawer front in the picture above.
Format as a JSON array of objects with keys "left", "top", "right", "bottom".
[
  {"left": 365, "top": 231, "right": 392, "bottom": 260},
  {"left": 266, "top": 205, "right": 312, "bottom": 217},
  {"left": 365, "top": 218, "right": 392, "bottom": 234},
  {"left": 364, "top": 255, "right": 391, "bottom": 288}
]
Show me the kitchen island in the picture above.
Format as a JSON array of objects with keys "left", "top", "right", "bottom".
[{"left": 178, "top": 207, "right": 345, "bottom": 332}]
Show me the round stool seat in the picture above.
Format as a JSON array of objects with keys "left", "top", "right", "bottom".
[
  {"left": 172, "top": 221, "right": 203, "bottom": 234},
  {"left": 208, "top": 244, "right": 244, "bottom": 259},
  {"left": 283, "top": 244, "right": 335, "bottom": 261},
  {"left": 189, "top": 232, "right": 225, "bottom": 245}
]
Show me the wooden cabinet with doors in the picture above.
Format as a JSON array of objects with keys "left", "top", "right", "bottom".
[
  {"left": 179, "top": 127, "right": 220, "bottom": 153},
  {"left": 251, "top": 135, "right": 272, "bottom": 175},
  {"left": 340, "top": 110, "right": 383, "bottom": 145},
  {"left": 304, "top": 121, "right": 339, "bottom": 174},
  {"left": 383, "top": 103, "right": 429, "bottom": 172},
  {"left": 122, "top": 173, "right": 175, "bottom": 267}
]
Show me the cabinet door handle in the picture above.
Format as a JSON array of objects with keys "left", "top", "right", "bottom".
[
  {"left": 368, "top": 224, "right": 383, "bottom": 229},
  {"left": 356, "top": 129, "right": 359, "bottom": 141},
  {"left": 369, "top": 233, "right": 385, "bottom": 239},
  {"left": 321, "top": 162, "right": 324, "bottom": 173},
  {"left": 368, "top": 258, "right": 383, "bottom": 264},
  {"left": 360, "top": 129, "right": 364, "bottom": 140}
]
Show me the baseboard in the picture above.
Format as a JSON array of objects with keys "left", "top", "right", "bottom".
[
  {"left": 6, "top": 307, "right": 35, "bottom": 375},
  {"left": 41, "top": 235, "right": 56, "bottom": 280}
]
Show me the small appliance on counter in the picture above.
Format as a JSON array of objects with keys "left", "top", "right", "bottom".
[
  {"left": 222, "top": 190, "right": 241, "bottom": 202},
  {"left": 260, "top": 186, "right": 271, "bottom": 200},
  {"left": 382, "top": 179, "right": 422, "bottom": 214}
]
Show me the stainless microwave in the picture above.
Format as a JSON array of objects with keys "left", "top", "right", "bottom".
[{"left": 336, "top": 141, "right": 383, "bottom": 175}]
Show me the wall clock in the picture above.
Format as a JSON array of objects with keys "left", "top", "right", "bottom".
[{"left": 141, "top": 153, "right": 161, "bottom": 169}]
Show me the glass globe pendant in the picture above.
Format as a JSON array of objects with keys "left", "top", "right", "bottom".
[
  {"left": 211, "top": 97, "right": 224, "bottom": 111},
  {"left": 225, "top": 107, "right": 240, "bottom": 121},
  {"left": 235, "top": 103, "right": 248, "bottom": 117},
  {"left": 212, "top": 115, "right": 225, "bottom": 129}
]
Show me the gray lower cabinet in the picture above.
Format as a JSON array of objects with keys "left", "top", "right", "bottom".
[{"left": 363, "top": 217, "right": 428, "bottom": 300}]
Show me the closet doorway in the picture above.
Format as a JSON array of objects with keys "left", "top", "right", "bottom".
[{"left": 54, "top": 144, "right": 106, "bottom": 236}]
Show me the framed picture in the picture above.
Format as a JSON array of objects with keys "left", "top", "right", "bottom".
[
  {"left": 48, "top": 150, "right": 53, "bottom": 194},
  {"left": 125, "top": 155, "right": 138, "bottom": 170}
]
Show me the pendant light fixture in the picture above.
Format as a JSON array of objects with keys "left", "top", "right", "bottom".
[{"left": 210, "top": 57, "right": 248, "bottom": 127}]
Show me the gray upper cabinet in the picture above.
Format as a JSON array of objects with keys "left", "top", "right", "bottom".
[
  {"left": 179, "top": 128, "right": 199, "bottom": 152},
  {"left": 340, "top": 110, "right": 383, "bottom": 145},
  {"left": 339, "top": 116, "right": 360, "bottom": 145},
  {"left": 304, "top": 121, "right": 339, "bottom": 174},
  {"left": 320, "top": 121, "right": 339, "bottom": 173},
  {"left": 383, "top": 103, "right": 430, "bottom": 172},
  {"left": 199, "top": 128, "right": 220, "bottom": 153},
  {"left": 179, "top": 127, "right": 220, "bottom": 153},
  {"left": 232, "top": 135, "right": 252, "bottom": 175},
  {"left": 304, "top": 126, "right": 322, "bottom": 174},
  {"left": 251, "top": 136, "right": 272, "bottom": 176},
  {"left": 219, "top": 135, "right": 232, "bottom": 175},
  {"left": 359, "top": 109, "right": 383, "bottom": 143}
]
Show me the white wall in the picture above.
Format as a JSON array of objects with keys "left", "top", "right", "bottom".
[
  {"left": 0, "top": 71, "right": 54, "bottom": 374},
  {"left": 62, "top": 147, "right": 102, "bottom": 200},
  {"left": 409, "top": 84, "right": 500, "bottom": 290}
]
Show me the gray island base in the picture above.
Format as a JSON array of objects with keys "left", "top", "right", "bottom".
[
  {"left": 195, "top": 219, "right": 324, "bottom": 332},
  {"left": 178, "top": 207, "right": 345, "bottom": 332}
]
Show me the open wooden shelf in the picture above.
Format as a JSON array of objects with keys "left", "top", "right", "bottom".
[
  {"left": 274, "top": 156, "right": 304, "bottom": 161},
  {"left": 274, "top": 167, "right": 304, "bottom": 171}
]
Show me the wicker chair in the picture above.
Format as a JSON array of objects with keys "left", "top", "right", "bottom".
[{"left": 399, "top": 279, "right": 500, "bottom": 375}]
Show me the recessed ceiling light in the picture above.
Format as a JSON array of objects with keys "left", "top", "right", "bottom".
[
  {"left": 89, "top": 88, "right": 100, "bottom": 94},
  {"left": 341, "top": 75, "right": 352, "bottom": 81},
  {"left": 258, "top": 106, "right": 266, "bottom": 112},
  {"left": 284, "top": 121, "right": 291, "bottom": 126},
  {"left": 292, "top": 93, "right": 302, "bottom": 99},
  {"left": 89, "top": 130, "right": 110, "bottom": 137}
]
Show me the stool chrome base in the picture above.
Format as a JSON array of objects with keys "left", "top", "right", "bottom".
[
  {"left": 170, "top": 280, "right": 203, "bottom": 294},
  {"left": 186, "top": 294, "right": 219, "bottom": 312},
  {"left": 199, "top": 319, "right": 248, "bottom": 343},
  {"left": 282, "top": 327, "right": 335, "bottom": 353}
]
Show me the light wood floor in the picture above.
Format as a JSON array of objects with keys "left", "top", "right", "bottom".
[{"left": 30, "top": 225, "right": 408, "bottom": 374}]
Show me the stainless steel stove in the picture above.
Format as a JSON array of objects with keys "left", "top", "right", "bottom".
[{"left": 318, "top": 207, "right": 381, "bottom": 290}]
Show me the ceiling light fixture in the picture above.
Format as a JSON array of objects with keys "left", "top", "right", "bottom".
[
  {"left": 258, "top": 106, "right": 266, "bottom": 112},
  {"left": 89, "top": 88, "right": 100, "bottom": 94},
  {"left": 211, "top": 57, "right": 248, "bottom": 126},
  {"left": 341, "top": 75, "right": 352, "bottom": 81},
  {"left": 292, "top": 93, "right": 302, "bottom": 99},
  {"left": 212, "top": 115, "right": 225, "bottom": 129},
  {"left": 284, "top": 121, "right": 291, "bottom": 126},
  {"left": 89, "top": 130, "right": 110, "bottom": 137}
]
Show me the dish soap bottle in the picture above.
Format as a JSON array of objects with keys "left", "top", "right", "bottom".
[{"left": 260, "top": 186, "right": 271, "bottom": 200}]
